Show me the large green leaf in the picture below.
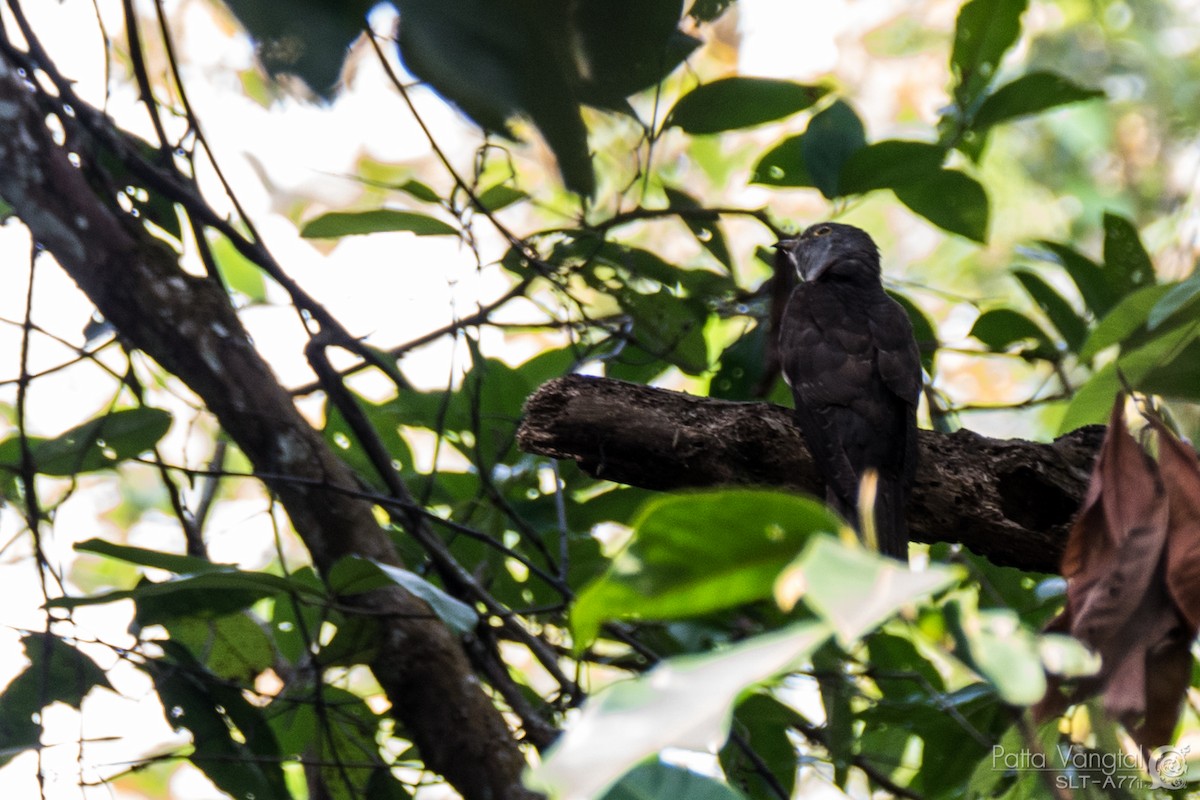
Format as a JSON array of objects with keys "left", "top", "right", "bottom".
[
  {"left": 664, "top": 78, "right": 826, "bottom": 134},
  {"left": 0, "top": 407, "right": 172, "bottom": 477},
  {"left": 527, "top": 622, "right": 828, "bottom": 800},
  {"left": 300, "top": 209, "right": 458, "bottom": 238},
  {"left": 838, "top": 139, "right": 946, "bottom": 195},
  {"left": 395, "top": 0, "right": 595, "bottom": 194},
  {"left": 573, "top": 0, "right": 700, "bottom": 108},
  {"left": 800, "top": 100, "right": 866, "bottom": 198},
  {"left": 570, "top": 489, "right": 842, "bottom": 646},
  {"left": 972, "top": 71, "right": 1103, "bottom": 130},
  {"left": 892, "top": 168, "right": 989, "bottom": 242},
  {"left": 949, "top": 0, "right": 1028, "bottom": 109}
]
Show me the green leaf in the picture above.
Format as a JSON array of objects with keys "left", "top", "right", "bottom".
[
  {"left": 0, "top": 407, "right": 172, "bottom": 477},
  {"left": 800, "top": 100, "right": 866, "bottom": 198},
  {"left": 168, "top": 614, "right": 275, "bottom": 683},
  {"left": 75, "top": 538, "right": 225, "bottom": 575},
  {"left": 665, "top": 78, "right": 826, "bottom": 134},
  {"left": 1149, "top": 270, "right": 1200, "bottom": 330},
  {"left": 574, "top": 0, "right": 700, "bottom": 108},
  {"left": 1059, "top": 323, "right": 1200, "bottom": 432},
  {"left": 570, "top": 489, "right": 842, "bottom": 647},
  {"left": 1035, "top": 241, "right": 1117, "bottom": 317},
  {"left": 221, "top": 0, "right": 374, "bottom": 98},
  {"left": 328, "top": 556, "right": 479, "bottom": 635},
  {"left": 267, "top": 683, "right": 386, "bottom": 798},
  {"left": 0, "top": 633, "right": 112, "bottom": 767},
  {"left": 789, "top": 536, "right": 962, "bottom": 645},
  {"left": 1012, "top": 268, "right": 1088, "bottom": 353},
  {"left": 600, "top": 761, "right": 748, "bottom": 800},
  {"left": 209, "top": 231, "right": 266, "bottom": 303},
  {"left": 838, "top": 139, "right": 946, "bottom": 195},
  {"left": 969, "top": 308, "right": 1055, "bottom": 358},
  {"left": 528, "top": 622, "right": 828, "bottom": 800},
  {"left": 893, "top": 169, "right": 989, "bottom": 242},
  {"left": 946, "top": 600, "right": 1045, "bottom": 705},
  {"left": 394, "top": 0, "right": 597, "bottom": 194},
  {"left": 972, "top": 71, "right": 1103, "bottom": 130},
  {"left": 950, "top": 0, "right": 1028, "bottom": 109},
  {"left": 1102, "top": 212, "right": 1155, "bottom": 295},
  {"left": 663, "top": 187, "right": 733, "bottom": 269},
  {"left": 47, "top": 570, "right": 295, "bottom": 621},
  {"left": 477, "top": 183, "right": 527, "bottom": 211},
  {"left": 750, "top": 134, "right": 813, "bottom": 187},
  {"left": 1078, "top": 283, "right": 1174, "bottom": 360},
  {"left": 396, "top": 179, "right": 441, "bottom": 204},
  {"left": 719, "top": 694, "right": 801, "bottom": 800},
  {"left": 150, "top": 641, "right": 289, "bottom": 800},
  {"left": 300, "top": 209, "right": 458, "bottom": 238}
]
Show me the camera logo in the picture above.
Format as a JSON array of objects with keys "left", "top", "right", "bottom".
[{"left": 1149, "top": 745, "right": 1189, "bottom": 790}]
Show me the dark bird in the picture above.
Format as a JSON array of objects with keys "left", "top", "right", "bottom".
[{"left": 776, "top": 222, "right": 922, "bottom": 560}]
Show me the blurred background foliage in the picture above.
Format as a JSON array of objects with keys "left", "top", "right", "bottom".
[{"left": 1, "top": 0, "right": 1200, "bottom": 798}]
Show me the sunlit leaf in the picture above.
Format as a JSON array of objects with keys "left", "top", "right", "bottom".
[
  {"left": 1149, "top": 270, "right": 1200, "bottom": 330},
  {"left": 528, "top": 622, "right": 827, "bottom": 800},
  {"left": 1079, "top": 283, "right": 1173, "bottom": 360},
  {"left": 329, "top": 556, "right": 479, "bottom": 635},
  {"left": 300, "top": 209, "right": 458, "bottom": 238},
  {"left": 571, "top": 490, "right": 841, "bottom": 647},
  {"left": 788, "top": 536, "right": 961, "bottom": 644}
]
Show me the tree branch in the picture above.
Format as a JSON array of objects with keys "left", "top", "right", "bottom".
[
  {"left": 517, "top": 375, "right": 1107, "bottom": 573},
  {"left": 0, "top": 51, "right": 539, "bottom": 800}
]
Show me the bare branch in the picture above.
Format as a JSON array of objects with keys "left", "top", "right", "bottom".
[{"left": 517, "top": 375, "right": 1106, "bottom": 573}]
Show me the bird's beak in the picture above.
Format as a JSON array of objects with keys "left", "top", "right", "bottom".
[{"left": 774, "top": 238, "right": 801, "bottom": 277}]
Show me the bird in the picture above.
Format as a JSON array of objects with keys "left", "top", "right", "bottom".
[{"left": 776, "top": 222, "right": 922, "bottom": 560}]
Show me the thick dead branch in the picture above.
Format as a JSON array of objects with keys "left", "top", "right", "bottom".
[
  {"left": 0, "top": 56, "right": 537, "bottom": 800},
  {"left": 518, "top": 375, "right": 1107, "bottom": 573}
]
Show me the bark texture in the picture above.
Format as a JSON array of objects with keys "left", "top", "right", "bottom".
[
  {"left": 518, "top": 375, "right": 1107, "bottom": 574},
  {"left": 0, "top": 56, "right": 537, "bottom": 800}
]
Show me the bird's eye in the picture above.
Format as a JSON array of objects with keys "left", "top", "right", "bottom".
[{"left": 813, "top": 225, "right": 832, "bottom": 236}]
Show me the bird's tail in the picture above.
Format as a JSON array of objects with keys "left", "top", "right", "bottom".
[{"left": 857, "top": 469, "right": 909, "bottom": 561}]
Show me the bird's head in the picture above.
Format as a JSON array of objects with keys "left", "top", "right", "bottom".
[{"left": 775, "top": 222, "right": 881, "bottom": 284}]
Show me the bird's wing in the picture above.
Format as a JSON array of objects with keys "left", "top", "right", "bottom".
[{"left": 870, "top": 296, "right": 922, "bottom": 408}]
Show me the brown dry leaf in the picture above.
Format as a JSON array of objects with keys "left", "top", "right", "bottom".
[
  {"left": 1152, "top": 416, "right": 1200, "bottom": 632},
  {"left": 1033, "top": 394, "right": 1186, "bottom": 749}
]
